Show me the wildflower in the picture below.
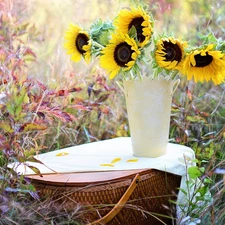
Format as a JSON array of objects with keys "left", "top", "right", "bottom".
[
  {"left": 64, "top": 24, "right": 91, "bottom": 62},
  {"left": 100, "top": 32, "right": 141, "bottom": 79},
  {"left": 154, "top": 37, "right": 187, "bottom": 71},
  {"left": 182, "top": 44, "right": 225, "bottom": 84},
  {"left": 114, "top": 7, "right": 153, "bottom": 48}
]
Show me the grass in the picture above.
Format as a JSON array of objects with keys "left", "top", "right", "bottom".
[{"left": 0, "top": 0, "right": 225, "bottom": 224}]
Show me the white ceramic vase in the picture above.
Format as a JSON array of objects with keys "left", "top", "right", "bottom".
[{"left": 123, "top": 77, "right": 179, "bottom": 158}]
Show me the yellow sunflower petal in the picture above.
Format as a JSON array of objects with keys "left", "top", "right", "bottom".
[
  {"left": 111, "top": 158, "right": 121, "bottom": 164},
  {"left": 126, "top": 158, "right": 138, "bottom": 162},
  {"left": 56, "top": 152, "right": 69, "bottom": 156},
  {"left": 100, "top": 164, "right": 114, "bottom": 167},
  {"left": 63, "top": 24, "right": 91, "bottom": 63},
  {"left": 114, "top": 7, "right": 153, "bottom": 47},
  {"left": 181, "top": 44, "right": 225, "bottom": 85},
  {"left": 100, "top": 32, "right": 140, "bottom": 79},
  {"left": 190, "top": 54, "right": 196, "bottom": 66},
  {"left": 71, "top": 52, "right": 82, "bottom": 62},
  {"left": 154, "top": 37, "right": 187, "bottom": 71}
]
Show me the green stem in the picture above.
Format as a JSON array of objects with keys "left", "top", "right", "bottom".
[
  {"left": 136, "top": 69, "right": 143, "bottom": 81},
  {"left": 153, "top": 69, "right": 158, "bottom": 79},
  {"left": 93, "top": 41, "right": 104, "bottom": 49},
  {"left": 170, "top": 70, "right": 179, "bottom": 80},
  {"left": 129, "top": 70, "right": 135, "bottom": 80}
]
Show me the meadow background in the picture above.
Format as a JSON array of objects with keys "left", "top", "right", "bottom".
[{"left": 0, "top": 0, "right": 225, "bottom": 224}]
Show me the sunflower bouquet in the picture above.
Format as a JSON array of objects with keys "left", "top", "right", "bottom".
[{"left": 64, "top": 6, "right": 225, "bottom": 85}]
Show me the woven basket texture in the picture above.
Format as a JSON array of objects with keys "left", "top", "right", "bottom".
[{"left": 32, "top": 169, "right": 181, "bottom": 225}]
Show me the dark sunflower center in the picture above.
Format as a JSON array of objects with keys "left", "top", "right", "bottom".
[
  {"left": 163, "top": 42, "right": 182, "bottom": 62},
  {"left": 128, "top": 17, "right": 145, "bottom": 43},
  {"left": 114, "top": 42, "right": 133, "bottom": 67},
  {"left": 75, "top": 33, "right": 89, "bottom": 54},
  {"left": 193, "top": 53, "right": 213, "bottom": 67}
]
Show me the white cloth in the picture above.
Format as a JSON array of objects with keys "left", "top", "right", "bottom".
[
  {"left": 10, "top": 137, "right": 195, "bottom": 175},
  {"left": 9, "top": 137, "right": 196, "bottom": 221}
]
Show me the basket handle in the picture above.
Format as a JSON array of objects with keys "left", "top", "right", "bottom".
[{"left": 88, "top": 173, "right": 141, "bottom": 225}]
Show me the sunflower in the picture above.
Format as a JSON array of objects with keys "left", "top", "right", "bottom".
[
  {"left": 113, "top": 7, "right": 153, "bottom": 48},
  {"left": 182, "top": 44, "right": 225, "bottom": 85},
  {"left": 64, "top": 24, "right": 91, "bottom": 62},
  {"left": 100, "top": 33, "right": 141, "bottom": 79},
  {"left": 154, "top": 37, "right": 187, "bottom": 71}
]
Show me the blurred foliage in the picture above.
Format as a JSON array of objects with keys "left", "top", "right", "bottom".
[{"left": 0, "top": 2, "right": 127, "bottom": 222}]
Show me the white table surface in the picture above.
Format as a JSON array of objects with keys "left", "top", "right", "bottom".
[{"left": 9, "top": 137, "right": 195, "bottom": 176}]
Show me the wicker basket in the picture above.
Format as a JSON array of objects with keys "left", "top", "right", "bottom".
[{"left": 27, "top": 169, "right": 181, "bottom": 225}]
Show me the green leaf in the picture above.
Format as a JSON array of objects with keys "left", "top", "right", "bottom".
[
  {"left": 14, "top": 104, "right": 22, "bottom": 117},
  {"left": 188, "top": 166, "right": 202, "bottom": 179},
  {"left": 179, "top": 188, "right": 187, "bottom": 195},
  {"left": 90, "top": 19, "right": 103, "bottom": 35},
  {"left": 192, "top": 159, "right": 199, "bottom": 163},
  {"left": 216, "top": 40, "right": 225, "bottom": 52},
  {"left": 102, "top": 21, "right": 113, "bottom": 30},
  {"left": 197, "top": 31, "right": 218, "bottom": 44},
  {"left": 128, "top": 25, "right": 137, "bottom": 39},
  {"left": 186, "top": 115, "right": 206, "bottom": 123},
  {"left": 19, "top": 123, "right": 47, "bottom": 133},
  {"left": 15, "top": 86, "right": 29, "bottom": 106},
  {"left": 6, "top": 103, "right": 15, "bottom": 116},
  {"left": 199, "top": 167, "right": 205, "bottom": 173},
  {"left": 197, "top": 185, "right": 208, "bottom": 197},
  {"left": 0, "top": 122, "right": 13, "bottom": 133},
  {"left": 27, "top": 165, "right": 43, "bottom": 176},
  {"left": 98, "top": 30, "right": 111, "bottom": 46}
]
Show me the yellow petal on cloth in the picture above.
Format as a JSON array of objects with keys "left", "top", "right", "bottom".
[
  {"left": 100, "top": 163, "right": 115, "bottom": 167},
  {"left": 126, "top": 158, "right": 138, "bottom": 162},
  {"left": 56, "top": 152, "right": 69, "bottom": 156},
  {"left": 111, "top": 157, "right": 121, "bottom": 164}
]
